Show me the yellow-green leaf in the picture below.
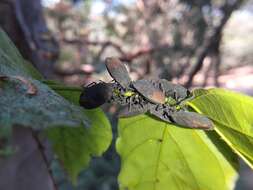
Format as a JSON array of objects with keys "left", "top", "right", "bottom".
[
  {"left": 189, "top": 88, "right": 253, "bottom": 169},
  {"left": 46, "top": 84, "right": 112, "bottom": 182},
  {"left": 116, "top": 115, "right": 238, "bottom": 190},
  {"left": 47, "top": 108, "right": 112, "bottom": 183}
]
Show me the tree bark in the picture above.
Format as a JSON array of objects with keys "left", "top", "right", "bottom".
[{"left": 0, "top": 0, "right": 59, "bottom": 78}]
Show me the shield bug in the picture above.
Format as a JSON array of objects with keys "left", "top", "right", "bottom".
[
  {"left": 170, "top": 111, "right": 214, "bottom": 130},
  {"left": 132, "top": 79, "right": 166, "bottom": 104},
  {"left": 79, "top": 82, "right": 113, "bottom": 109},
  {"left": 105, "top": 57, "right": 132, "bottom": 89},
  {"left": 105, "top": 57, "right": 157, "bottom": 109}
]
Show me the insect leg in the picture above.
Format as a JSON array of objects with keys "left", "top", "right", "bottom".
[
  {"left": 128, "top": 96, "right": 134, "bottom": 112},
  {"left": 173, "top": 90, "right": 178, "bottom": 101},
  {"left": 86, "top": 81, "right": 97, "bottom": 87}
]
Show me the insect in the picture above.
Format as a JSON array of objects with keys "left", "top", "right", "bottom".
[
  {"left": 170, "top": 111, "right": 214, "bottom": 130},
  {"left": 131, "top": 78, "right": 192, "bottom": 107},
  {"left": 105, "top": 58, "right": 167, "bottom": 107},
  {"left": 105, "top": 57, "right": 145, "bottom": 111},
  {"left": 132, "top": 79, "right": 166, "bottom": 104},
  {"left": 158, "top": 79, "right": 191, "bottom": 102},
  {"left": 79, "top": 82, "right": 113, "bottom": 109},
  {"left": 148, "top": 105, "right": 213, "bottom": 130}
]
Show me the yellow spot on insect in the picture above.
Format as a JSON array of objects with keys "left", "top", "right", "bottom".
[
  {"left": 113, "top": 89, "right": 121, "bottom": 96},
  {"left": 176, "top": 105, "right": 181, "bottom": 110},
  {"left": 165, "top": 97, "right": 177, "bottom": 106},
  {"left": 124, "top": 91, "right": 135, "bottom": 97}
]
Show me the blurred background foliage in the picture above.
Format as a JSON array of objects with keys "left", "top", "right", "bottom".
[
  {"left": 1, "top": 0, "right": 253, "bottom": 189},
  {"left": 42, "top": 0, "right": 253, "bottom": 189},
  {"left": 43, "top": 0, "right": 253, "bottom": 93}
]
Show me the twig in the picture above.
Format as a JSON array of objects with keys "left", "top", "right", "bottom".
[
  {"left": 54, "top": 68, "right": 93, "bottom": 76},
  {"left": 31, "top": 131, "right": 58, "bottom": 190},
  {"left": 63, "top": 38, "right": 172, "bottom": 63},
  {"left": 63, "top": 38, "right": 126, "bottom": 56},
  {"left": 120, "top": 44, "right": 171, "bottom": 62}
]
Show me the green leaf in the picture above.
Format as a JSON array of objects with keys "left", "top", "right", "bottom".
[
  {"left": 0, "top": 28, "right": 91, "bottom": 130},
  {"left": 116, "top": 115, "right": 238, "bottom": 190},
  {"left": 45, "top": 83, "right": 112, "bottom": 182},
  {"left": 46, "top": 108, "right": 112, "bottom": 183},
  {"left": 189, "top": 88, "right": 253, "bottom": 169},
  {"left": 45, "top": 81, "right": 83, "bottom": 105},
  {"left": 0, "top": 28, "right": 43, "bottom": 79},
  {"left": 0, "top": 78, "right": 89, "bottom": 130}
]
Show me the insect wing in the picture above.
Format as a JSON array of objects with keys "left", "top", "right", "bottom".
[
  {"left": 118, "top": 104, "right": 149, "bottom": 118},
  {"left": 159, "top": 79, "right": 190, "bottom": 101},
  {"left": 170, "top": 111, "right": 214, "bottom": 130},
  {"left": 79, "top": 82, "right": 113, "bottom": 109},
  {"left": 105, "top": 57, "right": 131, "bottom": 88},
  {"left": 132, "top": 79, "right": 166, "bottom": 104},
  {"left": 147, "top": 104, "right": 175, "bottom": 123}
]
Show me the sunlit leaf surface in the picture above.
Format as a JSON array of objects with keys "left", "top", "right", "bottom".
[
  {"left": 46, "top": 85, "right": 112, "bottom": 182},
  {"left": 189, "top": 88, "right": 253, "bottom": 169},
  {"left": 47, "top": 108, "right": 112, "bottom": 182},
  {"left": 116, "top": 115, "right": 238, "bottom": 190}
]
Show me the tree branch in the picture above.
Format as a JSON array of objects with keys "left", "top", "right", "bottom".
[
  {"left": 62, "top": 38, "right": 126, "bottom": 56},
  {"left": 185, "top": 0, "right": 243, "bottom": 88},
  {"left": 63, "top": 38, "right": 172, "bottom": 63}
]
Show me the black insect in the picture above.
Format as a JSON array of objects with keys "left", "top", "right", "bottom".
[{"left": 79, "top": 82, "right": 113, "bottom": 109}]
